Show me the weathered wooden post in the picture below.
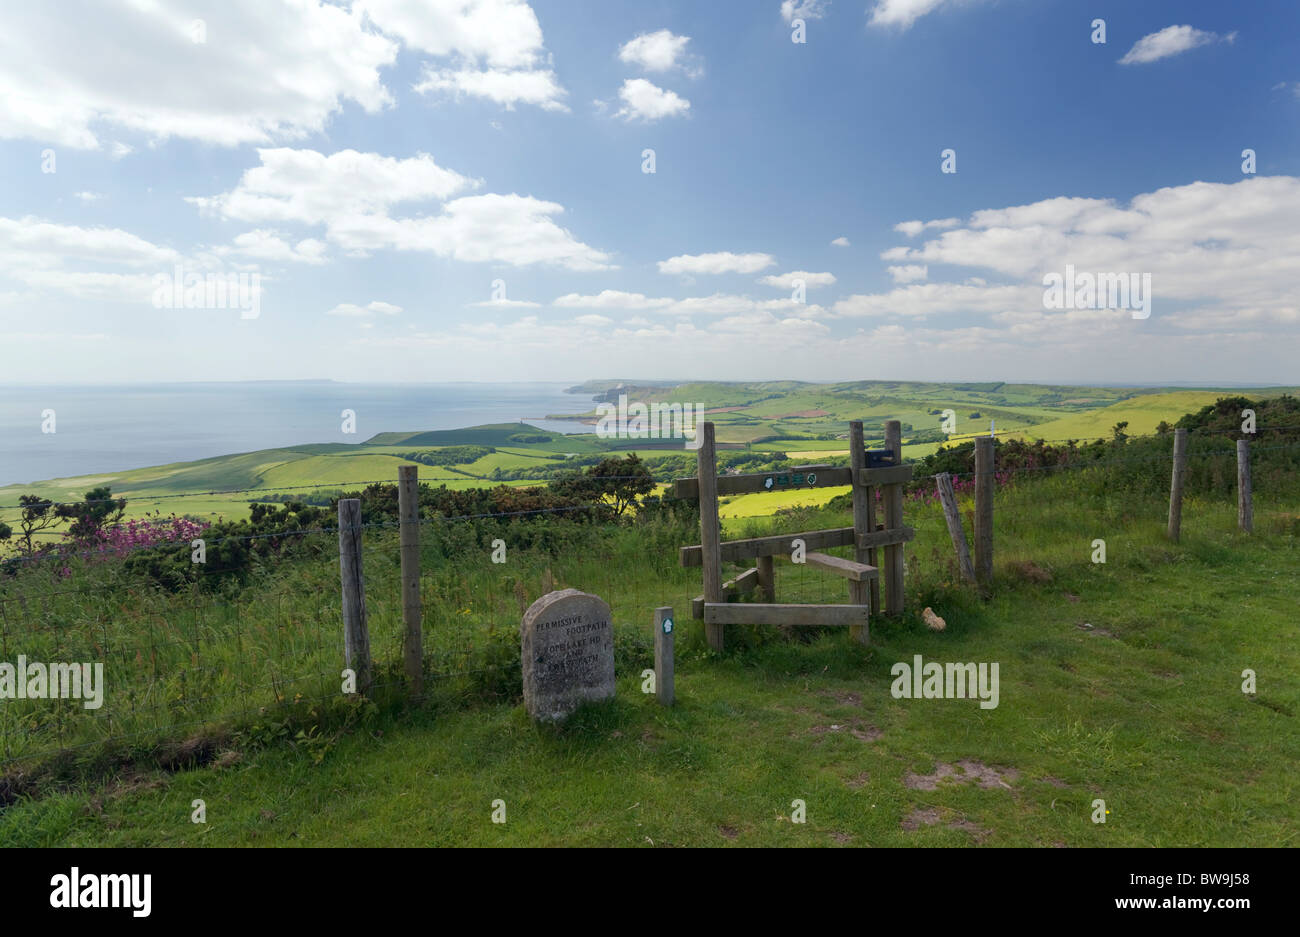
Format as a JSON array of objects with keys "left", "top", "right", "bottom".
[
  {"left": 698, "top": 422, "right": 725, "bottom": 652},
  {"left": 883, "top": 420, "right": 906, "bottom": 615},
  {"left": 1167, "top": 428, "right": 1188, "bottom": 542},
  {"left": 654, "top": 606, "right": 675, "bottom": 706},
  {"left": 756, "top": 555, "right": 775, "bottom": 602},
  {"left": 338, "top": 498, "right": 372, "bottom": 695},
  {"left": 936, "top": 472, "right": 977, "bottom": 583},
  {"left": 848, "top": 421, "right": 873, "bottom": 644},
  {"left": 974, "top": 437, "right": 994, "bottom": 586},
  {"left": 398, "top": 464, "right": 423, "bottom": 696},
  {"left": 1237, "top": 438, "right": 1253, "bottom": 533}
]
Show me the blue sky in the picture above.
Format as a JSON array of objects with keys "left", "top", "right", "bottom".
[{"left": 1, "top": 0, "right": 1297, "bottom": 385}]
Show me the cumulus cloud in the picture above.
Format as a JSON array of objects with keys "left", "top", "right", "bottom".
[
  {"left": 830, "top": 236, "right": 851, "bottom": 247},
  {"left": 658, "top": 251, "right": 775, "bottom": 275},
  {"left": 189, "top": 148, "right": 612, "bottom": 271},
  {"left": 759, "top": 270, "right": 837, "bottom": 288},
  {"left": 220, "top": 230, "right": 328, "bottom": 265},
  {"left": 887, "top": 264, "right": 928, "bottom": 283},
  {"left": 894, "top": 217, "right": 959, "bottom": 237},
  {"left": 1119, "top": 25, "right": 1237, "bottom": 65},
  {"left": 781, "top": 1, "right": 830, "bottom": 23},
  {"left": 868, "top": 0, "right": 962, "bottom": 30},
  {"left": 0, "top": 1, "right": 396, "bottom": 149},
  {"left": 838, "top": 176, "right": 1300, "bottom": 333},
  {"left": 618, "top": 29, "right": 699, "bottom": 76},
  {"left": 362, "top": 0, "right": 568, "bottom": 111},
  {"left": 553, "top": 290, "right": 674, "bottom": 309},
  {"left": 614, "top": 79, "right": 690, "bottom": 122}
]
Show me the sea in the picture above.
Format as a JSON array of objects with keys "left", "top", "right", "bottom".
[{"left": 0, "top": 382, "right": 593, "bottom": 487}]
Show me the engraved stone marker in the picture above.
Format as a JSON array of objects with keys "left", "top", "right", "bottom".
[{"left": 521, "top": 589, "right": 615, "bottom": 722}]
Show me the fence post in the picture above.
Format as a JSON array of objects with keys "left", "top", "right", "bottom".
[
  {"left": 883, "top": 420, "right": 906, "bottom": 615},
  {"left": 654, "top": 606, "right": 675, "bottom": 706},
  {"left": 848, "top": 421, "right": 872, "bottom": 644},
  {"left": 698, "top": 421, "right": 724, "bottom": 652},
  {"left": 756, "top": 555, "right": 775, "bottom": 602},
  {"left": 974, "top": 437, "right": 994, "bottom": 586},
  {"left": 338, "top": 498, "right": 371, "bottom": 695},
  {"left": 398, "top": 464, "right": 423, "bottom": 697},
  {"left": 1167, "top": 428, "right": 1188, "bottom": 542},
  {"left": 936, "top": 472, "right": 977, "bottom": 583},
  {"left": 1237, "top": 438, "right": 1253, "bottom": 533}
]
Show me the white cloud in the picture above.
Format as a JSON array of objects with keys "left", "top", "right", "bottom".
[
  {"left": 837, "top": 176, "right": 1300, "bottom": 332},
  {"left": 221, "top": 230, "right": 328, "bottom": 265},
  {"left": 190, "top": 148, "right": 611, "bottom": 271},
  {"left": 414, "top": 66, "right": 568, "bottom": 112},
  {"left": 470, "top": 297, "right": 542, "bottom": 308},
  {"left": 781, "top": 1, "right": 830, "bottom": 24},
  {"left": 573, "top": 314, "right": 613, "bottom": 327},
  {"left": 894, "top": 217, "right": 959, "bottom": 237},
  {"left": 868, "top": 0, "right": 960, "bottom": 30},
  {"left": 830, "top": 236, "right": 851, "bottom": 247},
  {"left": 659, "top": 251, "right": 776, "bottom": 275},
  {"left": 1119, "top": 25, "right": 1237, "bottom": 65},
  {"left": 188, "top": 148, "right": 480, "bottom": 226},
  {"left": 363, "top": 0, "right": 568, "bottom": 111},
  {"left": 73, "top": 191, "right": 103, "bottom": 202},
  {"left": 759, "top": 270, "right": 837, "bottom": 288},
  {"left": 0, "top": 216, "right": 179, "bottom": 268},
  {"left": 887, "top": 264, "right": 928, "bottom": 283},
  {"left": 614, "top": 79, "right": 690, "bottom": 122},
  {"left": 553, "top": 290, "right": 674, "bottom": 309},
  {"left": 0, "top": 1, "right": 396, "bottom": 149},
  {"left": 326, "top": 301, "right": 402, "bottom": 317},
  {"left": 618, "top": 30, "right": 700, "bottom": 77}
]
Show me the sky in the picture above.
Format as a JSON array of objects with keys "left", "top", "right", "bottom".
[{"left": 1, "top": 0, "right": 1297, "bottom": 386}]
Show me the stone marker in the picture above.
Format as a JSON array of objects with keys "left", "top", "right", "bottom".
[{"left": 521, "top": 589, "right": 615, "bottom": 722}]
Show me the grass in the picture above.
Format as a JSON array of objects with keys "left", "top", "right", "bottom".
[{"left": 2, "top": 465, "right": 1297, "bottom": 846}]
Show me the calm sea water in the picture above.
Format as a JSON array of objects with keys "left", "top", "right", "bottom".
[{"left": 0, "top": 382, "right": 591, "bottom": 486}]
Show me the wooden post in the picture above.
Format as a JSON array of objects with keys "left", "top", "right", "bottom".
[
  {"left": 398, "top": 464, "right": 423, "bottom": 696},
  {"left": 338, "top": 498, "right": 371, "bottom": 695},
  {"left": 883, "top": 420, "right": 905, "bottom": 615},
  {"left": 848, "top": 421, "right": 872, "bottom": 644},
  {"left": 974, "top": 437, "right": 994, "bottom": 586},
  {"left": 1237, "top": 438, "right": 1253, "bottom": 533},
  {"left": 698, "top": 422, "right": 725, "bottom": 652},
  {"left": 756, "top": 554, "right": 775, "bottom": 602},
  {"left": 1167, "top": 428, "right": 1188, "bottom": 542},
  {"left": 654, "top": 606, "right": 675, "bottom": 706},
  {"left": 935, "top": 472, "right": 977, "bottom": 583}
]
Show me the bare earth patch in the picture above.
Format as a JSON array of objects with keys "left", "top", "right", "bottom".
[
  {"left": 904, "top": 760, "right": 1018, "bottom": 791},
  {"left": 820, "top": 690, "right": 862, "bottom": 705},
  {"left": 828, "top": 831, "right": 853, "bottom": 844},
  {"left": 807, "top": 722, "right": 882, "bottom": 741},
  {"left": 845, "top": 771, "right": 871, "bottom": 789},
  {"left": 901, "top": 807, "right": 990, "bottom": 840},
  {"left": 1076, "top": 621, "right": 1115, "bottom": 637},
  {"left": 718, "top": 825, "right": 739, "bottom": 840}
]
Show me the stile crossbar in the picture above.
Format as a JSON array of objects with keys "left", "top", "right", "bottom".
[{"left": 675, "top": 420, "right": 911, "bottom": 651}]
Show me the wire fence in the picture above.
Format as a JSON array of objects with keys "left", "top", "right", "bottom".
[{"left": 1, "top": 433, "right": 1297, "bottom": 780}]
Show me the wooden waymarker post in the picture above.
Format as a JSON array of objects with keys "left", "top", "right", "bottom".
[
  {"left": 654, "top": 606, "right": 675, "bottom": 706},
  {"left": 883, "top": 420, "right": 906, "bottom": 615},
  {"left": 1167, "top": 428, "right": 1188, "bottom": 542},
  {"left": 398, "top": 464, "right": 423, "bottom": 696},
  {"left": 338, "top": 498, "right": 372, "bottom": 695},
  {"left": 698, "top": 422, "right": 725, "bottom": 652},
  {"left": 1237, "top": 438, "right": 1253, "bottom": 533},
  {"left": 935, "top": 472, "right": 977, "bottom": 583},
  {"left": 974, "top": 437, "right": 994, "bottom": 586}
]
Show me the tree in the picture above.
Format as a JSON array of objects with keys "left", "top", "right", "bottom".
[
  {"left": 1111, "top": 421, "right": 1129, "bottom": 444},
  {"left": 56, "top": 486, "right": 126, "bottom": 546},
  {"left": 14, "top": 495, "right": 63, "bottom": 554},
  {"left": 550, "top": 454, "right": 655, "bottom": 517}
]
